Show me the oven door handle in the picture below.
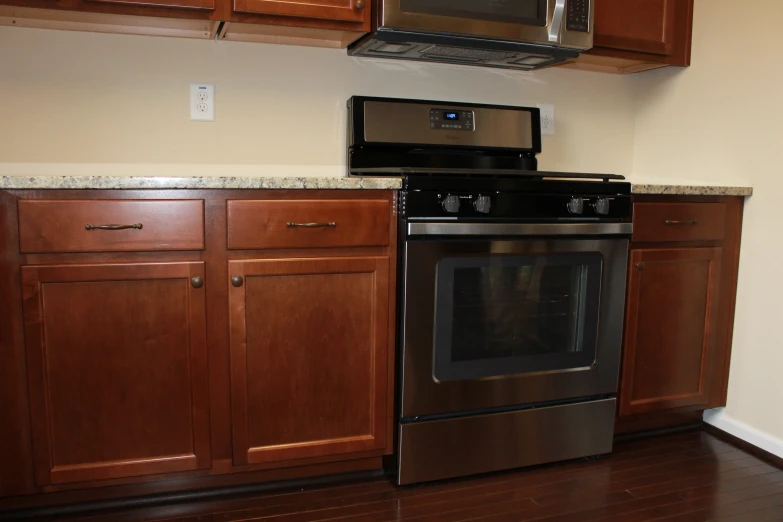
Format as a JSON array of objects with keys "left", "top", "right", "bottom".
[{"left": 407, "top": 222, "right": 633, "bottom": 237}]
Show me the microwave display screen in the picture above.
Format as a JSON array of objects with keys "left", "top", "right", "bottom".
[
  {"left": 444, "top": 111, "right": 459, "bottom": 121},
  {"left": 400, "top": 0, "right": 547, "bottom": 27}
]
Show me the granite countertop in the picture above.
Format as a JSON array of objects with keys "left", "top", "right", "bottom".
[
  {"left": 631, "top": 184, "right": 753, "bottom": 196},
  {"left": 0, "top": 176, "right": 752, "bottom": 196},
  {"left": 0, "top": 175, "right": 403, "bottom": 190}
]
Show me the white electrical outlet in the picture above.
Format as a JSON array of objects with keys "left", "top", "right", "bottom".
[
  {"left": 538, "top": 103, "right": 555, "bottom": 136},
  {"left": 190, "top": 84, "right": 215, "bottom": 122}
]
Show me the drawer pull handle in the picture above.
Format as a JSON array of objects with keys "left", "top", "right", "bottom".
[
  {"left": 85, "top": 223, "right": 143, "bottom": 231},
  {"left": 664, "top": 220, "right": 698, "bottom": 226},
  {"left": 286, "top": 222, "right": 337, "bottom": 228}
]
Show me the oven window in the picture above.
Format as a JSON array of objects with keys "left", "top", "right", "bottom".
[
  {"left": 433, "top": 253, "right": 602, "bottom": 382},
  {"left": 399, "top": 0, "right": 548, "bottom": 27}
]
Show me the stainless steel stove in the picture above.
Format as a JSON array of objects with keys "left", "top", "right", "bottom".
[{"left": 348, "top": 96, "right": 632, "bottom": 485}]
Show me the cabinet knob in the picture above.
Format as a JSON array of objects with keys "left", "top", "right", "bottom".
[
  {"left": 191, "top": 276, "right": 204, "bottom": 289},
  {"left": 355, "top": 0, "right": 365, "bottom": 8},
  {"left": 231, "top": 276, "right": 244, "bottom": 288},
  {"left": 635, "top": 262, "right": 646, "bottom": 271}
]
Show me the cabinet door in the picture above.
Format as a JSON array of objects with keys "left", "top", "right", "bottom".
[
  {"left": 594, "top": 0, "right": 678, "bottom": 56},
  {"left": 22, "top": 262, "right": 210, "bottom": 485},
  {"left": 233, "top": 0, "right": 366, "bottom": 24},
  {"left": 229, "top": 256, "right": 389, "bottom": 466},
  {"left": 619, "top": 248, "right": 722, "bottom": 416}
]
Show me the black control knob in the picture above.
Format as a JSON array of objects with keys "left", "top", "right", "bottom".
[
  {"left": 442, "top": 195, "right": 461, "bottom": 213},
  {"left": 473, "top": 195, "right": 491, "bottom": 214},
  {"left": 593, "top": 197, "right": 611, "bottom": 215},
  {"left": 567, "top": 197, "right": 585, "bottom": 215}
]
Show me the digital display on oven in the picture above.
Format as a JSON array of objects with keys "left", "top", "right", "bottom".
[{"left": 443, "top": 111, "right": 460, "bottom": 121}]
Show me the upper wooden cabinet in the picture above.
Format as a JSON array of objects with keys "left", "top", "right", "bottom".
[
  {"left": 567, "top": 0, "right": 694, "bottom": 74},
  {"left": 233, "top": 0, "right": 366, "bottom": 23},
  {"left": 228, "top": 256, "right": 390, "bottom": 466},
  {"left": 83, "top": 0, "right": 214, "bottom": 10},
  {"left": 594, "top": 0, "right": 676, "bottom": 56},
  {"left": 0, "top": 0, "right": 369, "bottom": 45},
  {"left": 218, "top": 0, "right": 369, "bottom": 47},
  {"left": 22, "top": 261, "right": 211, "bottom": 485},
  {"left": 0, "top": 1, "right": 218, "bottom": 39}
]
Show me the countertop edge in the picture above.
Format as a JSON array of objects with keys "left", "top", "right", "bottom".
[
  {"left": 0, "top": 176, "right": 403, "bottom": 191},
  {"left": 0, "top": 177, "right": 752, "bottom": 196},
  {"left": 630, "top": 184, "right": 753, "bottom": 196}
]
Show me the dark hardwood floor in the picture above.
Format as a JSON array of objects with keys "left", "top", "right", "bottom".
[{"left": 19, "top": 429, "right": 783, "bottom": 522}]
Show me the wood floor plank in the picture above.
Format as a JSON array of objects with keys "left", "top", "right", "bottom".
[
  {"left": 589, "top": 480, "right": 783, "bottom": 522},
  {"left": 32, "top": 431, "right": 782, "bottom": 522}
]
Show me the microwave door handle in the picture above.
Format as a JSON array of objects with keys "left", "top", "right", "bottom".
[{"left": 548, "top": 0, "right": 566, "bottom": 42}]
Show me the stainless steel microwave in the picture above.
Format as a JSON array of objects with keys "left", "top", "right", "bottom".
[{"left": 348, "top": 0, "right": 594, "bottom": 70}]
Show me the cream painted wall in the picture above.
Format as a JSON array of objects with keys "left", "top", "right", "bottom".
[
  {"left": 0, "top": 25, "right": 636, "bottom": 175},
  {"left": 632, "top": 1, "right": 783, "bottom": 441}
]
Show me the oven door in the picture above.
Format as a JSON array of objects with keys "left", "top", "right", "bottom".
[
  {"left": 379, "top": 0, "right": 593, "bottom": 49},
  {"left": 400, "top": 222, "right": 630, "bottom": 419}
]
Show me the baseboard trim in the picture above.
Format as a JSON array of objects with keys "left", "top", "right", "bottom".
[
  {"left": 614, "top": 421, "right": 703, "bottom": 443},
  {"left": 0, "top": 468, "right": 386, "bottom": 521},
  {"left": 703, "top": 409, "right": 783, "bottom": 469}
]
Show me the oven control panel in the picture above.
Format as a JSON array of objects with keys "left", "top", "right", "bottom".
[
  {"left": 402, "top": 190, "right": 632, "bottom": 221},
  {"left": 429, "top": 109, "right": 475, "bottom": 131}
]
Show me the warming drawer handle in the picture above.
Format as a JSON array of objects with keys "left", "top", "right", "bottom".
[
  {"left": 85, "top": 223, "right": 143, "bottom": 231},
  {"left": 286, "top": 222, "right": 337, "bottom": 228},
  {"left": 664, "top": 220, "right": 699, "bottom": 226}
]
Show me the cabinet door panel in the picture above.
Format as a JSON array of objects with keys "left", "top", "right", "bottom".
[
  {"left": 229, "top": 256, "right": 389, "bottom": 465},
  {"left": 22, "top": 262, "right": 210, "bottom": 485},
  {"left": 620, "top": 248, "right": 722, "bottom": 416},
  {"left": 594, "top": 0, "right": 675, "bottom": 56},
  {"left": 234, "top": 0, "right": 365, "bottom": 23}
]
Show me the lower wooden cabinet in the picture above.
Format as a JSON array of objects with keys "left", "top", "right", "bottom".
[
  {"left": 616, "top": 196, "right": 744, "bottom": 434},
  {"left": 228, "top": 256, "right": 390, "bottom": 465},
  {"left": 620, "top": 247, "right": 722, "bottom": 416},
  {"left": 21, "top": 262, "right": 211, "bottom": 485},
  {"left": 0, "top": 189, "right": 397, "bottom": 505}
]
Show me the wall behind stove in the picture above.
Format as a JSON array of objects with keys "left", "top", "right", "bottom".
[
  {"left": 0, "top": 25, "right": 635, "bottom": 176},
  {"left": 631, "top": 0, "right": 783, "bottom": 450}
]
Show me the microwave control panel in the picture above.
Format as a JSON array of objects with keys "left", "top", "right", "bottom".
[
  {"left": 429, "top": 109, "right": 475, "bottom": 131},
  {"left": 567, "top": 0, "right": 590, "bottom": 33}
]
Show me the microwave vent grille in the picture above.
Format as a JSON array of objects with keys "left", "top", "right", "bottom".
[{"left": 420, "top": 45, "right": 518, "bottom": 62}]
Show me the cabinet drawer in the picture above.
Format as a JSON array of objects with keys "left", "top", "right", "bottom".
[
  {"left": 227, "top": 199, "right": 390, "bottom": 250},
  {"left": 632, "top": 202, "right": 726, "bottom": 243},
  {"left": 18, "top": 200, "right": 205, "bottom": 253}
]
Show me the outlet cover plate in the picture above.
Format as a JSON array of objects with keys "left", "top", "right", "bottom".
[
  {"left": 190, "top": 84, "right": 215, "bottom": 122},
  {"left": 537, "top": 103, "right": 555, "bottom": 136}
]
